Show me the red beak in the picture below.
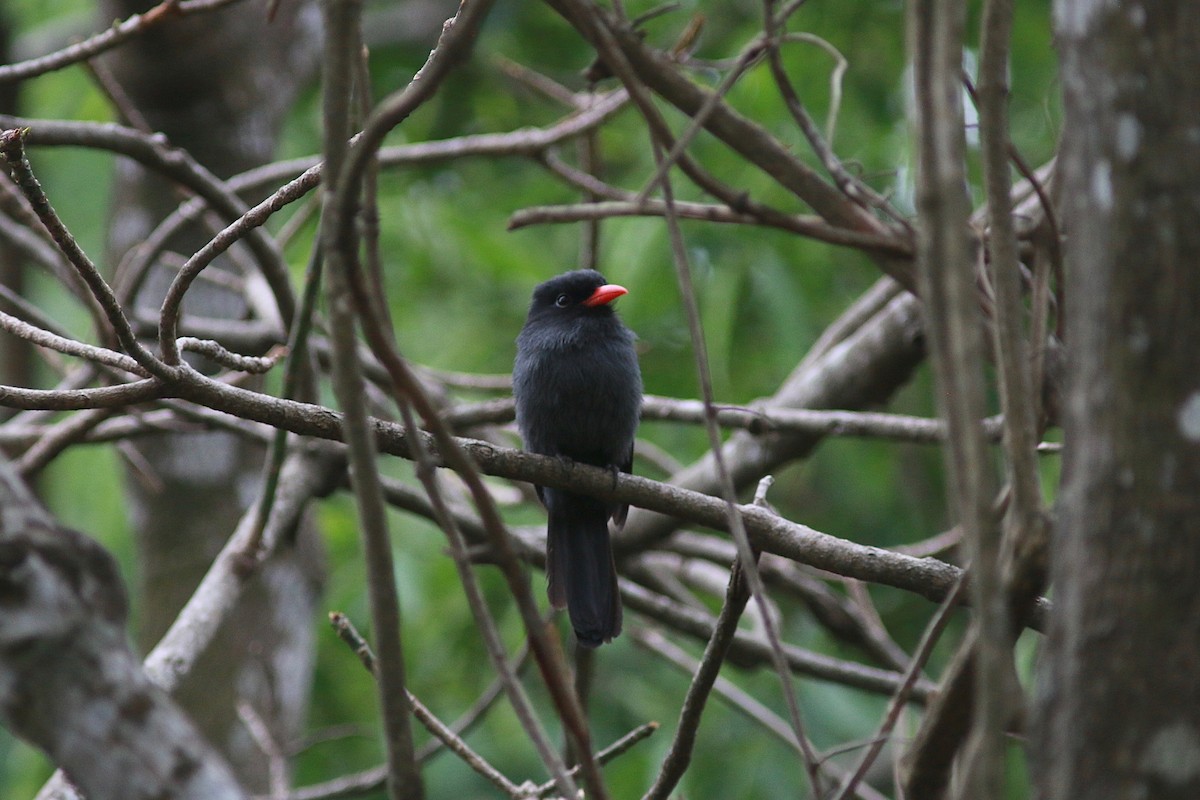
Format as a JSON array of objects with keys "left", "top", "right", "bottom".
[{"left": 582, "top": 283, "right": 628, "bottom": 307}]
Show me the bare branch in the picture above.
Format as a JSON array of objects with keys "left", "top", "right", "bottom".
[
  {"left": 319, "top": 1, "right": 422, "bottom": 796},
  {"left": 0, "top": 0, "right": 249, "bottom": 84},
  {"left": 544, "top": 0, "right": 917, "bottom": 289},
  {"left": 16, "top": 406, "right": 117, "bottom": 477},
  {"left": 509, "top": 199, "right": 912, "bottom": 254},
  {"left": 0, "top": 377, "right": 164, "bottom": 410},
  {"left": 763, "top": 4, "right": 910, "bottom": 232},
  {"left": 643, "top": 556, "right": 756, "bottom": 799},
  {"left": 0, "top": 128, "right": 168, "bottom": 377},
  {"left": 654, "top": 134, "right": 822, "bottom": 787},
  {"left": 176, "top": 338, "right": 284, "bottom": 374},
  {"left": 616, "top": 289, "right": 925, "bottom": 553},
  {"left": 831, "top": 575, "right": 968, "bottom": 800},
  {"left": 237, "top": 701, "right": 290, "bottom": 800},
  {"left": 0, "top": 308, "right": 149, "bottom": 376},
  {"left": 637, "top": 628, "right": 893, "bottom": 800},
  {"left": 0, "top": 116, "right": 298, "bottom": 336},
  {"left": 142, "top": 446, "right": 339, "bottom": 692},
  {"left": 908, "top": 0, "right": 1013, "bottom": 794},
  {"left": 621, "top": 580, "right": 938, "bottom": 699},
  {"left": 327, "top": 613, "right": 525, "bottom": 799}
]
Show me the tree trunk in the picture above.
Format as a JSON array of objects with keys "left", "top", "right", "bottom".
[
  {"left": 0, "top": 457, "right": 247, "bottom": 800},
  {"left": 100, "top": 1, "right": 323, "bottom": 790},
  {"left": 1034, "top": 2, "right": 1200, "bottom": 797},
  {"left": 0, "top": 9, "right": 31, "bottom": 402}
]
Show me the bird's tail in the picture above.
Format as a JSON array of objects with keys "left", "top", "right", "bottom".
[{"left": 545, "top": 491, "right": 622, "bottom": 647}]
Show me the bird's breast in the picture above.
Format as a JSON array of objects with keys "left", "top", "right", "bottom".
[{"left": 514, "top": 331, "right": 641, "bottom": 466}]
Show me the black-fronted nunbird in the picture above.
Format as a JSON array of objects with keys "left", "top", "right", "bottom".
[{"left": 513, "top": 270, "right": 643, "bottom": 647}]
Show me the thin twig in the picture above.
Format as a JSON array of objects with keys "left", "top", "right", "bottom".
[
  {"left": 237, "top": 701, "right": 291, "bottom": 800},
  {"left": 643, "top": 555, "right": 755, "bottom": 799},
  {"left": 831, "top": 575, "right": 969, "bottom": 800},
  {"left": 620, "top": 580, "right": 938, "bottom": 699},
  {"left": 0, "top": 116, "right": 298, "bottom": 334},
  {"left": 156, "top": 161, "right": 319, "bottom": 363},
  {"left": 442, "top": 393, "right": 1000, "bottom": 443},
  {"left": 635, "top": 38, "right": 767, "bottom": 205},
  {"left": 0, "top": 0, "right": 249, "bottom": 84},
  {"left": 509, "top": 199, "right": 912, "bottom": 254},
  {"left": 636, "top": 627, "right": 892, "bottom": 800},
  {"left": 356, "top": 54, "right": 393, "bottom": 336},
  {"left": 417, "top": 641, "right": 532, "bottom": 762},
  {"left": 763, "top": 0, "right": 911, "bottom": 233},
  {"left": 282, "top": 644, "right": 534, "bottom": 800},
  {"left": 641, "top": 398, "right": 1002, "bottom": 442},
  {"left": 0, "top": 408, "right": 202, "bottom": 449},
  {"left": 653, "top": 133, "right": 824, "bottom": 792},
  {"left": 576, "top": 122, "right": 603, "bottom": 272},
  {"left": 16, "top": 407, "right": 117, "bottom": 477},
  {"left": 495, "top": 56, "right": 581, "bottom": 107},
  {"left": 205, "top": 86, "right": 629, "bottom": 208},
  {"left": 328, "top": 613, "right": 525, "bottom": 799},
  {"left": 83, "top": 56, "right": 154, "bottom": 134},
  {"left": 176, "top": 338, "right": 283, "bottom": 373},
  {"left": 0, "top": 128, "right": 169, "bottom": 378},
  {"left": 780, "top": 32, "right": 847, "bottom": 146},
  {"left": 535, "top": 723, "right": 661, "bottom": 798},
  {"left": 245, "top": 241, "right": 325, "bottom": 557},
  {"left": 0, "top": 377, "right": 164, "bottom": 411}
]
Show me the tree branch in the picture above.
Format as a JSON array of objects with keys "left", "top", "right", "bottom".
[
  {"left": 0, "top": 456, "right": 248, "bottom": 800},
  {"left": 319, "top": 1, "right": 422, "bottom": 797},
  {"left": 907, "top": 0, "right": 1012, "bottom": 795},
  {"left": 0, "top": 0, "right": 250, "bottom": 84}
]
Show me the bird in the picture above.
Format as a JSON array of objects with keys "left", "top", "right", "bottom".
[{"left": 513, "top": 269, "right": 643, "bottom": 647}]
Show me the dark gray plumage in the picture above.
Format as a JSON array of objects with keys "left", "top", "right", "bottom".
[{"left": 513, "top": 270, "right": 642, "bottom": 647}]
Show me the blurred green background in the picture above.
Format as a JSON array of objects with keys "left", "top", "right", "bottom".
[{"left": 0, "top": 0, "right": 1060, "bottom": 797}]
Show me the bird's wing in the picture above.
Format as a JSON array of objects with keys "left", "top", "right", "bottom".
[{"left": 611, "top": 442, "right": 634, "bottom": 529}]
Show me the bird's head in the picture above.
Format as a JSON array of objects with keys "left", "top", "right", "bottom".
[{"left": 526, "top": 269, "right": 628, "bottom": 323}]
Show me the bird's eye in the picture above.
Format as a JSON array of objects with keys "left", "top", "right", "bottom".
[{"left": 555, "top": 294, "right": 570, "bottom": 308}]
